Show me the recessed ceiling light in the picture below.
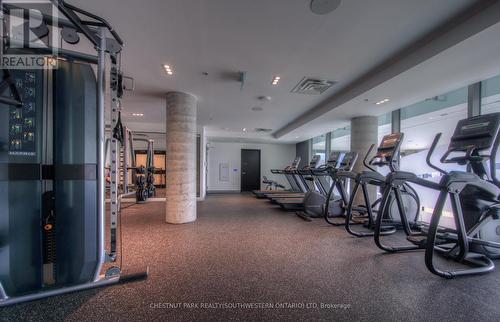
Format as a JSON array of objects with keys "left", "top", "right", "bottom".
[
  {"left": 295, "top": 136, "right": 300, "bottom": 139},
  {"left": 258, "top": 96, "right": 272, "bottom": 102},
  {"left": 375, "top": 98, "right": 390, "bottom": 105},
  {"left": 163, "top": 64, "right": 173, "bottom": 75},
  {"left": 242, "top": 128, "right": 247, "bottom": 132},
  {"left": 132, "top": 113, "right": 144, "bottom": 117},
  {"left": 310, "top": 0, "right": 342, "bottom": 15},
  {"left": 271, "top": 76, "right": 281, "bottom": 85}
]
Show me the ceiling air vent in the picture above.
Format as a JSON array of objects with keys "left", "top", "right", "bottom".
[
  {"left": 255, "top": 128, "right": 273, "bottom": 133},
  {"left": 291, "top": 77, "right": 336, "bottom": 95}
]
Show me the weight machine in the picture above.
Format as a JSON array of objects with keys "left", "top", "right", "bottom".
[{"left": 0, "top": 0, "right": 147, "bottom": 306}]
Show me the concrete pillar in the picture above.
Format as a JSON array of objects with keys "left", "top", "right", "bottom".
[
  {"left": 165, "top": 92, "right": 197, "bottom": 224},
  {"left": 350, "top": 116, "right": 378, "bottom": 204}
]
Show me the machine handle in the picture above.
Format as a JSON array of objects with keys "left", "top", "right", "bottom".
[
  {"left": 490, "top": 128, "right": 500, "bottom": 187},
  {"left": 0, "top": 69, "right": 23, "bottom": 107},
  {"left": 54, "top": 0, "right": 123, "bottom": 49},
  {"left": 0, "top": 96, "right": 22, "bottom": 107},
  {"left": 426, "top": 133, "right": 447, "bottom": 175},
  {"left": 363, "top": 144, "right": 376, "bottom": 172}
]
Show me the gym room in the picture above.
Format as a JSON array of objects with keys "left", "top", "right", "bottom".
[{"left": 1, "top": 0, "right": 500, "bottom": 321}]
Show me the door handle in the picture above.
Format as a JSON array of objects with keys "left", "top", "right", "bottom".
[{"left": 242, "top": 172, "right": 246, "bottom": 175}]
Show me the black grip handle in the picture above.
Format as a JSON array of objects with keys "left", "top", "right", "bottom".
[{"left": 427, "top": 133, "right": 447, "bottom": 175}]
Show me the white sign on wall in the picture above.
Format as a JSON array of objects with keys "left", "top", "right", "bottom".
[{"left": 219, "top": 162, "right": 230, "bottom": 182}]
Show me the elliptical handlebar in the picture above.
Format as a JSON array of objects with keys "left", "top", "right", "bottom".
[
  {"left": 363, "top": 144, "right": 376, "bottom": 172},
  {"left": 426, "top": 133, "right": 447, "bottom": 175},
  {"left": 490, "top": 129, "right": 500, "bottom": 187}
]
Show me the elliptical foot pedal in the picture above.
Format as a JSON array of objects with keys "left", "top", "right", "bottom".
[
  {"left": 296, "top": 211, "right": 312, "bottom": 222},
  {"left": 351, "top": 216, "right": 367, "bottom": 224},
  {"left": 407, "top": 235, "right": 427, "bottom": 247}
]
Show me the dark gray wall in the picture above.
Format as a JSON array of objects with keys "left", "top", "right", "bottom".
[{"left": 295, "top": 140, "right": 310, "bottom": 167}]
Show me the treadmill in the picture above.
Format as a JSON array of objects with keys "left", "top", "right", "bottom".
[
  {"left": 253, "top": 157, "right": 302, "bottom": 198},
  {"left": 273, "top": 152, "right": 340, "bottom": 209},
  {"left": 267, "top": 155, "right": 321, "bottom": 201}
]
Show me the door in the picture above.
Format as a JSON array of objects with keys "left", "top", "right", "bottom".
[{"left": 241, "top": 149, "right": 261, "bottom": 191}]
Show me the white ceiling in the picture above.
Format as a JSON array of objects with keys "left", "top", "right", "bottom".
[
  {"left": 70, "top": 0, "right": 498, "bottom": 143},
  {"left": 279, "top": 21, "right": 500, "bottom": 141}
]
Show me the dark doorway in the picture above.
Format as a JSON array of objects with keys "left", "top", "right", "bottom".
[{"left": 241, "top": 149, "right": 261, "bottom": 191}]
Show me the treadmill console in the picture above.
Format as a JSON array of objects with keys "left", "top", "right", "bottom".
[
  {"left": 290, "top": 156, "right": 301, "bottom": 170},
  {"left": 308, "top": 154, "right": 321, "bottom": 169},
  {"left": 340, "top": 152, "right": 358, "bottom": 171},
  {"left": 327, "top": 151, "right": 341, "bottom": 166}
]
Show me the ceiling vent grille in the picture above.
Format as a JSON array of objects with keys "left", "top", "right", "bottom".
[
  {"left": 291, "top": 77, "right": 336, "bottom": 95},
  {"left": 255, "top": 128, "right": 273, "bottom": 133}
]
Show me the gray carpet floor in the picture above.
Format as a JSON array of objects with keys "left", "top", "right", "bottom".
[{"left": 1, "top": 193, "right": 499, "bottom": 321}]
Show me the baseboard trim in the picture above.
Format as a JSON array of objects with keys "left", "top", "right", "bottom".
[{"left": 207, "top": 190, "right": 241, "bottom": 194}]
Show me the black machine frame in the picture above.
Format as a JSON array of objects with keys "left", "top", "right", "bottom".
[
  {"left": 373, "top": 113, "right": 500, "bottom": 278},
  {"left": 339, "top": 133, "right": 420, "bottom": 237}
]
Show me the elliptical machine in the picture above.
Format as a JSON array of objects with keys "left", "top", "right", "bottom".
[
  {"left": 296, "top": 151, "right": 342, "bottom": 220},
  {"left": 338, "top": 133, "right": 420, "bottom": 237},
  {"left": 374, "top": 113, "right": 500, "bottom": 278},
  {"left": 322, "top": 152, "right": 358, "bottom": 226}
]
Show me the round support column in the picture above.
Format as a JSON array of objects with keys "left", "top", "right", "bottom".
[
  {"left": 350, "top": 116, "right": 378, "bottom": 204},
  {"left": 165, "top": 92, "right": 197, "bottom": 224}
]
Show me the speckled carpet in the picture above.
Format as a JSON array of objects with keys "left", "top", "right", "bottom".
[{"left": 1, "top": 194, "right": 499, "bottom": 321}]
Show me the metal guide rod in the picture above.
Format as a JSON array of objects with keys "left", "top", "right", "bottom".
[
  {"left": 94, "top": 27, "right": 107, "bottom": 281},
  {"left": 123, "top": 128, "right": 129, "bottom": 193},
  {"left": 109, "top": 52, "right": 120, "bottom": 259}
]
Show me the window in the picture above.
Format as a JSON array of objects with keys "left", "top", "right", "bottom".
[
  {"left": 397, "top": 85, "right": 468, "bottom": 227},
  {"left": 400, "top": 86, "right": 468, "bottom": 153},
  {"left": 481, "top": 74, "right": 500, "bottom": 114},
  {"left": 330, "top": 125, "right": 350, "bottom": 152},
  {"left": 377, "top": 112, "right": 392, "bottom": 143},
  {"left": 481, "top": 74, "right": 500, "bottom": 179},
  {"left": 312, "top": 134, "right": 326, "bottom": 164}
]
